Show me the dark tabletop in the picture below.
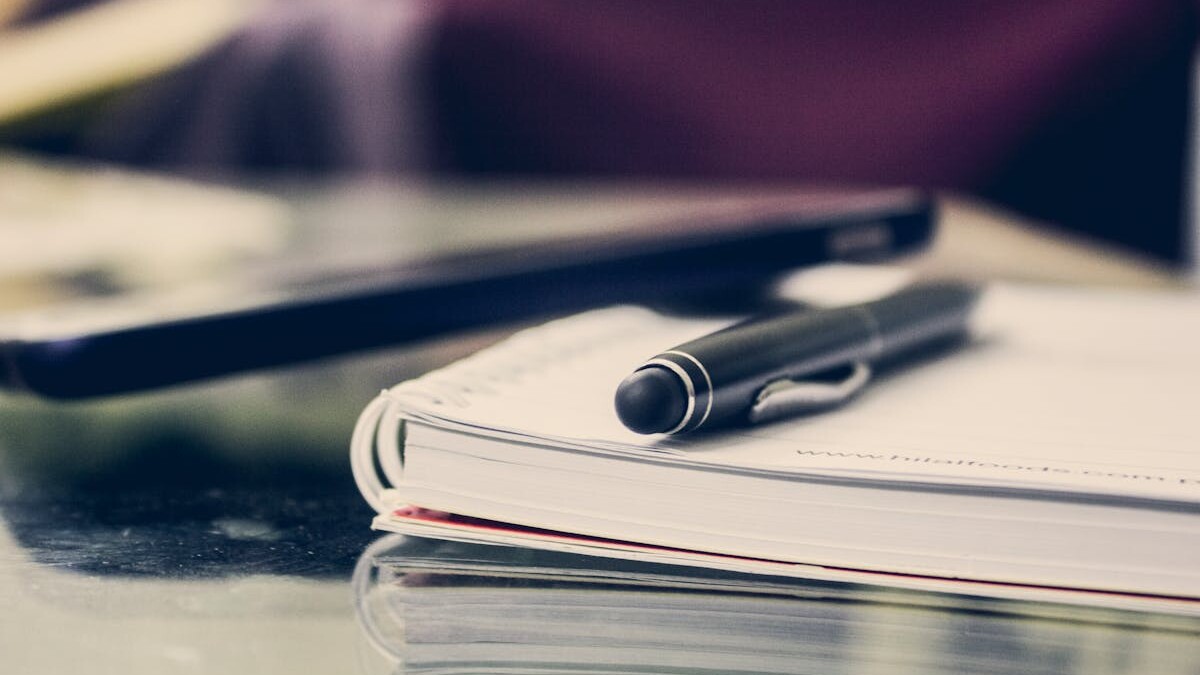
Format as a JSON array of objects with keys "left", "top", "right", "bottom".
[{"left": 0, "top": 341, "right": 454, "bottom": 673}]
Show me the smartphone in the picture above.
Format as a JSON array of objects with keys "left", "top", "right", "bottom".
[{"left": 0, "top": 164, "right": 934, "bottom": 399}]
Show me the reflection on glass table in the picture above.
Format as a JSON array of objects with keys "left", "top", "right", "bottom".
[
  {"left": 0, "top": 485, "right": 371, "bottom": 673},
  {"left": 0, "top": 342, "right": 476, "bottom": 674},
  {"left": 354, "top": 535, "right": 1200, "bottom": 675}
]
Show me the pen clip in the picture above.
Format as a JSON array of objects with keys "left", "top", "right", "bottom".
[{"left": 748, "top": 361, "right": 872, "bottom": 424}]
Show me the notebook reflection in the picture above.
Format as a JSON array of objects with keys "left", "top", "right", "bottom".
[{"left": 353, "top": 536, "right": 1200, "bottom": 675}]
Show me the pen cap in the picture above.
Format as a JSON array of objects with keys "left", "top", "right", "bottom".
[
  {"left": 656, "top": 280, "right": 979, "bottom": 431},
  {"left": 617, "top": 280, "right": 981, "bottom": 434},
  {"left": 662, "top": 303, "right": 886, "bottom": 430}
]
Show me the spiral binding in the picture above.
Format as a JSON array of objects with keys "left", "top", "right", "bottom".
[{"left": 350, "top": 306, "right": 685, "bottom": 514}]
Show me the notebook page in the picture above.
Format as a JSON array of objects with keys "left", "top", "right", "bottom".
[
  {"left": 387, "top": 281, "right": 1200, "bottom": 503},
  {"left": 688, "top": 284, "right": 1200, "bottom": 501}
]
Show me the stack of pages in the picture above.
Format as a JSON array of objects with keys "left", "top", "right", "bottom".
[
  {"left": 354, "top": 535, "right": 1200, "bottom": 674},
  {"left": 350, "top": 267, "right": 1200, "bottom": 610}
]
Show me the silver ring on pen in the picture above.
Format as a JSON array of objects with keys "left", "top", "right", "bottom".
[{"left": 643, "top": 351, "right": 713, "bottom": 433}]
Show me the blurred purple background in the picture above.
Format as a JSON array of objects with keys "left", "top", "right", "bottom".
[{"left": 10, "top": 0, "right": 1198, "bottom": 265}]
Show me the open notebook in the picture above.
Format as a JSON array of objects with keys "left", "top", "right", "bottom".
[{"left": 351, "top": 267, "right": 1200, "bottom": 603}]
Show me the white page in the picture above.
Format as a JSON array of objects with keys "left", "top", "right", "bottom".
[{"left": 384, "top": 270, "right": 1200, "bottom": 503}]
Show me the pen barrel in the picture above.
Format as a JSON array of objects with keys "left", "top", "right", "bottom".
[
  {"left": 667, "top": 281, "right": 978, "bottom": 430},
  {"left": 866, "top": 281, "right": 980, "bottom": 360}
]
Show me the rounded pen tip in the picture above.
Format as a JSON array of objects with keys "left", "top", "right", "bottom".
[{"left": 614, "top": 366, "right": 688, "bottom": 434}]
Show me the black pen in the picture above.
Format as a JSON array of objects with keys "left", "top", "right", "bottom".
[{"left": 614, "top": 281, "right": 981, "bottom": 434}]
